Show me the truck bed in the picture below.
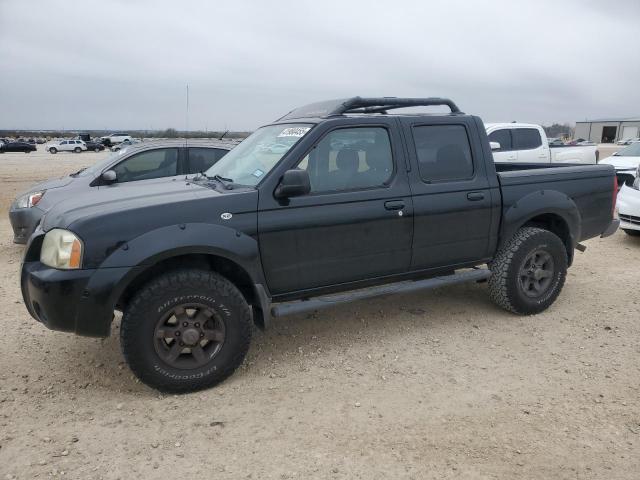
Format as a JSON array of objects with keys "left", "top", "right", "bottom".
[{"left": 495, "top": 162, "right": 616, "bottom": 241}]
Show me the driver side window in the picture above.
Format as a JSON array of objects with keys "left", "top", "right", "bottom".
[
  {"left": 296, "top": 127, "right": 393, "bottom": 193},
  {"left": 112, "top": 148, "right": 178, "bottom": 183}
]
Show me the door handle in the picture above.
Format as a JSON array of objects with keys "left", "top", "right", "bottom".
[
  {"left": 384, "top": 200, "right": 405, "bottom": 210},
  {"left": 467, "top": 192, "right": 485, "bottom": 201}
]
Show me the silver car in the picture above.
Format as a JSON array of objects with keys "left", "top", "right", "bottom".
[{"left": 9, "top": 140, "right": 233, "bottom": 243}]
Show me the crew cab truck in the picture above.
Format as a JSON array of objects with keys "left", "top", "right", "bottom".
[
  {"left": 487, "top": 123, "right": 599, "bottom": 164},
  {"left": 21, "top": 97, "right": 619, "bottom": 393}
]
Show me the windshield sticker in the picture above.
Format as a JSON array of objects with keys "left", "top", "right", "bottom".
[
  {"left": 252, "top": 169, "right": 265, "bottom": 178},
  {"left": 278, "top": 127, "right": 310, "bottom": 138}
]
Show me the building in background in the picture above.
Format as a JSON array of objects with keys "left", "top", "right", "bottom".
[{"left": 575, "top": 117, "right": 640, "bottom": 144}]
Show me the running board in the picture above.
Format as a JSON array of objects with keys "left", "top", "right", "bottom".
[{"left": 270, "top": 268, "right": 491, "bottom": 318}]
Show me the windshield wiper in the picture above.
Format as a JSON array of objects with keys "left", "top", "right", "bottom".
[{"left": 212, "top": 174, "right": 235, "bottom": 190}]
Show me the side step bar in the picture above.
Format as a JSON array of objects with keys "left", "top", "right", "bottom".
[{"left": 270, "top": 268, "right": 491, "bottom": 318}]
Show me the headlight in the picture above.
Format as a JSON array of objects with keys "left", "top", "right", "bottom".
[
  {"left": 15, "top": 190, "right": 45, "bottom": 209},
  {"left": 40, "top": 229, "right": 83, "bottom": 269}
]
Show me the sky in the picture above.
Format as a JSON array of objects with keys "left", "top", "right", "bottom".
[{"left": 1, "top": 0, "right": 639, "bottom": 131}]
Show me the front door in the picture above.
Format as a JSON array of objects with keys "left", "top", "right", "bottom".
[
  {"left": 106, "top": 147, "right": 184, "bottom": 186},
  {"left": 258, "top": 121, "right": 413, "bottom": 296},
  {"left": 487, "top": 128, "right": 517, "bottom": 163}
]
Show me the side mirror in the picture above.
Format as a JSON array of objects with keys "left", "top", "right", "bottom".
[
  {"left": 490, "top": 141, "right": 501, "bottom": 151},
  {"left": 101, "top": 170, "right": 117, "bottom": 183},
  {"left": 274, "top": 169, "right": 311, "bottom": 199}
]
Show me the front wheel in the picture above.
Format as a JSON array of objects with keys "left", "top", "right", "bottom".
[
  {"left": 120, "top": 269, "right": 252, "bottom": 393},
  {"left": 49, "top": 147, "right": 57, "bottom": 154},
  {"left": 623, "top": 229, "right": 640, "bottom": 237},
  {"left": 74, "top": 147, "right": 81, "bottom": 153},
  {"left": 489, "top": 227, "right": 567, "bottom": 315}
]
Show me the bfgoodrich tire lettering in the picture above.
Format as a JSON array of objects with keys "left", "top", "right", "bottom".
[
  {"left": 489, "top": 227, "right": 567, "bottom": 315},
  {"left": 120, "top": 269, "right": 252, "bottom": 393}
]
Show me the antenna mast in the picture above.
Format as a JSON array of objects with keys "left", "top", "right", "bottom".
[{"left": 185, "top": 84, "right": 189, "bottom": 141}]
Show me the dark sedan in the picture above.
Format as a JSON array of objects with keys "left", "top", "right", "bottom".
[
  {"left": 9, "top": 140, "right": 232, "bottom": 243},
  {"left": 0, "top": 141, "right": 37, "bottom": 153}
]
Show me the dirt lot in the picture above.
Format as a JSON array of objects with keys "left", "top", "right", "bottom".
[{"left": 0, "top": 149, "right": 638, "bottom": 480}]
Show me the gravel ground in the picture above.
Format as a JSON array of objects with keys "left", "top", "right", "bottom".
[{"left": 0, "top": 149, "right": 639, "bottom": 480}]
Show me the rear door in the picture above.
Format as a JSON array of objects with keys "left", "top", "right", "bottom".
[
  {"left": 257, "top": 119, "right": 414, "bottom": 295},
  {"left": 402, "top": 117, "right": 495, "bottom": 271},
  {"left": 186, "top": 147, "right": 228, "bottom": 173},
  {"left": 512, "top": 127, "right": 547, "bottom": 163}
]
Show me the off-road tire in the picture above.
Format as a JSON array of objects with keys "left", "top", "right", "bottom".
[
  {"left": 623, "top": 229, "right": 640, "bottom": 237},
  {"left": 49, "top": 147, "right": 57, "bottom": 154},
  {"left": 121, "top": 269, "right": 252, "bottom": 393},
  {"left": 489, "top": 227, "right": 567, "bottom": 315}
]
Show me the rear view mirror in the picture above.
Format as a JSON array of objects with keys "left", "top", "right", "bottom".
[
  {"left": 101, "top": 170, "right": 117, "bottom": 183},
  {"left": 274, "top": 169, "right": 311, "bottom": 199},
  {"left": 490, "top": 141, "right": 501, "bottom": 151}
]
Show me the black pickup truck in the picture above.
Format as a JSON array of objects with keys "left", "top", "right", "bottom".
[{"left": 20, "top": 97, "right": 619, "bottom": 392}]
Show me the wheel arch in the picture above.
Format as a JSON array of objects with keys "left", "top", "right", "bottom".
[
  {"left": 99, "top": 223, "right": 271, "bottom": 328},
  {"left": 499, "top": 190, "right": 581, "bottom": 266}
]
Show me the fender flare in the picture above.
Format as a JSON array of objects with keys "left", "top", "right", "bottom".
[
  {"left": 499, "top": 189, "right": 581, "bottom": 254},
  {"left": 98, "top": 222, "right": 266, "bottom": 309}
]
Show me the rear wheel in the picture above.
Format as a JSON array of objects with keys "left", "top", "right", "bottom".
[
  {"left": 623, "top": 229, "right": 640, "bottom": 237},
  {"left": 49, "top": 147, "right": 57, "bottom": 154},
  {"left": 120, "top": 269, "right": 252, "bottom": 393},
  {"left": 489, "top": 227, "right": 567, "bottom": 315}
]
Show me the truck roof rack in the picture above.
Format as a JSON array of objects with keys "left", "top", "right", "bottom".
[{"left": 278, "top": 96, "right": 463, "bottom": 121}]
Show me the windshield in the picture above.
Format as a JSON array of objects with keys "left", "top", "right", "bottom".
[
  {"left": 616, "top": 142, "right": 640, "bottom": 156},
  {"left": 205, "top": 124, "right": 312, "bottom": 186},
  {"left": 75, "top": 149, "right": 126, "bottom": 177}
]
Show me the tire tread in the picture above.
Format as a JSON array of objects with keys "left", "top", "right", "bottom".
[
  {"left": 120, "top": 268, "right": 251, "bottom": 393},
  {"left": 489, "top": 227, "right": 566, "bottom": 315}
]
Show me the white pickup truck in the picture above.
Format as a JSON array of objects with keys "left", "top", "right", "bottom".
[{"left": 486, "top": 123, "right": 598, "bottom": 164}]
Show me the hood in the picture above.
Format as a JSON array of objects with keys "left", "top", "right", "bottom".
[
  {"left": 599, "top": 155, "right": 640, "bottom": 171},
  {"left": 15, "top": 175, "right": 75, "bottom": 199},
  {"left": 42, "top": 179, "right": 213, "bottom": 231},
  {"left": 41, "top": 179, "right": 259, "bottom": 268}
]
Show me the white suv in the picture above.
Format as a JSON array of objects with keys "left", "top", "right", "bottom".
[
  {"left": 47, "top": 140, "right": 88, "bottom": 154},
  {"left": 100, "top": 133, "right": 133, "bottom": 146}
]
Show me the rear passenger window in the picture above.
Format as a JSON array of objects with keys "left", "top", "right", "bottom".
[
  {"left": 488, "top": 129, "right": 512, "bottom": 151},
  {"left": 513, "top": 128, "right": 542, "bottom": 150},
  {"left": 412, "top": 125, "right": 474, "bottom": 182},
  {"left": 187, "top": 148, "right": 227, "bottom": 173}
]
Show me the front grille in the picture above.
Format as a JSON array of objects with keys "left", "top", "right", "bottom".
[
  {"left": 619, "top": 214, "right": 640, "bottom": 225},
  {"left": 616, "top": 173, "right": 635, "bottom": 187}
]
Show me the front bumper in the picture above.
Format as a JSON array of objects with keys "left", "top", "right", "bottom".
[
  {"left": 21, "top": 259, "right": 134, "bottom": 338},
  {"left": 9, "top": 206, "right": 44, "bottom": 244},
  {"left": 617, "top": 184, "right": 640, "bottom": 231}
]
